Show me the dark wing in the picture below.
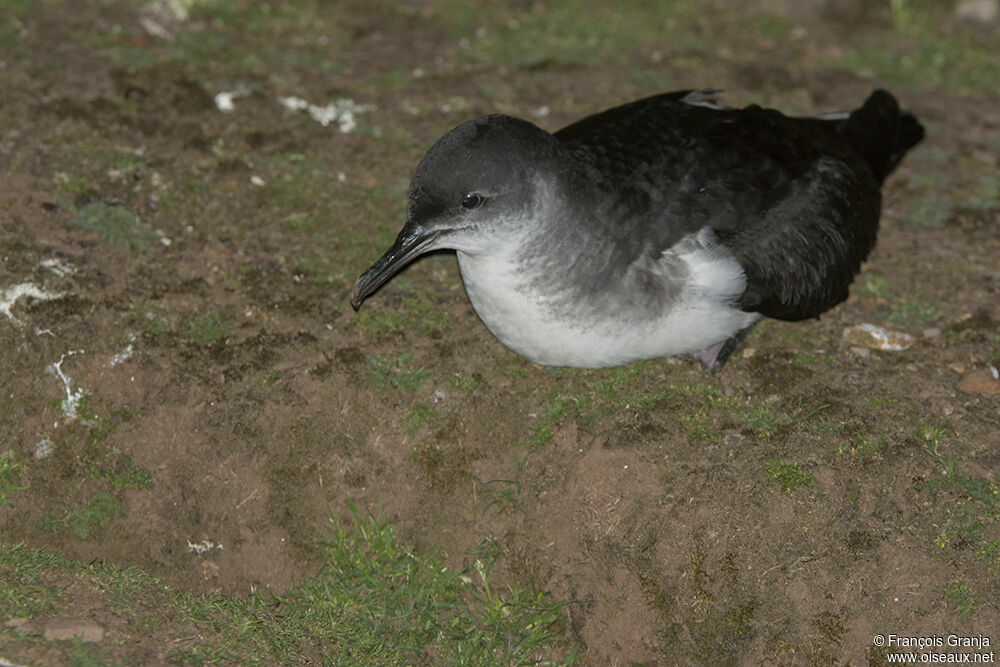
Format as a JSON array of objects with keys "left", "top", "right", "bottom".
[{"left": 554, "top": 90, "right": 919, "bottom": 320}]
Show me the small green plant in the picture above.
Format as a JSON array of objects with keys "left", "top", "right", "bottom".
[
  {"left": 977, "top": 540, "right": 1000, "bottom": 572},
  {"left": 40, "top": 492, "right": 126, "bottom": 540},
  {"left": 258, "top": 371, "right": 282, "bottom": 386},
  {"left": 964, "top": 173, "right": 1000, "bottom": 210},
  {"left": 501, "top": 356, "right": 530, "bottom": 378},
  {"left": 917, "top": 420, "right": 949, "bottom": 454},
  {"left": 126, "top": 307, "right": 170, "bottom": 339},
  {"left": 765, "top": 459, "right": 815, "bottom": 494},
  {"left": 924, "top": 455, "right": 1000, "bottom": 572},
  {"left": 790, "top": 350, "right": 834, "bottom": 366},
  {"left": 402, "top": 400, "right": 438, "bottom": 434},
  {"left": 736, "top": 403, "right": 786, "bottom": 438},
  {"left": 835, "top": 435, "right": 886, "bottom": 460},
  {"left": 57, "top": 173, "right": 98, "bottom": 197},
  {"left": 68, "top": 202, "right": 159, "bottom": 250},
  {"left": 187, "top": 310, "right": 234, "bottom": 345},
  {"left": 355, "top": 297, "right": 452, "bottom": 335},
  {"left": 0, "top": 450, "right": 28, "bottom": 506},
  {"left": 276, "top": 503, "right": 575, "bottom": 663},
  {"left": 365, "top": 353, "right": 433, "bottom": 392},
  {"left": 0, "top": 544, "right": 72, "bottom": 618},
  {"left": 942, "top": 581, "right": 977, "bottom": 620},
  {"left": 904, "top": 194, "right": 952, "bottom": 229},
  {"left": 681, "top": 412, "right": 712, "bottom": 442},
  {"left": 859, "top": 271, "right": 893, "bottom": 300},
  {"left": 482, "top": 475, "right": 524, "bottom": 515},
  {"left": 805, "top": 416, "right": 844, "bottom": 435},
  {"left": 886, "top": 296, "right": 939, "bottom": 331},
  {"left": 936, "top": 502, "right": 986, "bottom": 547},
  {"left": 448, "top": 372, "right": 480, "bottom": 398},
  {"left": 87, "top": 454, "right": 154, "bottom": 492}
]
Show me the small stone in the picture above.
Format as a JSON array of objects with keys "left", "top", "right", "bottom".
[
  {"left": 843, "top": 323, "right": 914, "bottom": 351},
  {"left": 954, "top": 0, "right": 999, "bottom": 24},
  {"left": 957, "top": 370, "right": 1000, "bottom": 395},
  {"left": 34, "top": 437, "right": 55, "bottom": 459},
  {"left": 42, "top": 619, "right": 105, "bottom": 642},
  {"left": 921, "top": 327, "right": 941, "bottom": 339},
  {"left": 850, "top": 346, "right": 871, "bottom": 359},
  {"left": 723, "top": 433, "right": 745, "bottom": 448}
]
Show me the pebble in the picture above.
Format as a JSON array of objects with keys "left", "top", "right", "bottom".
[
  {"left": 842, "top": 323, "right": 914, "bottom": 351},
  {"left": 42, "top": 619, "right": 105, "bottom": 643},
  {"left": 957, "top": 369, "right": 1000, "bottom": 395},
  {"left": 4, "top": 617, "right": 105, "bottom": 643},
  {"left": 954, "top": 0, "right": 999, "bottom": 24}
]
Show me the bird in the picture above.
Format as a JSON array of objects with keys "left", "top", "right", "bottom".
[{"left": 350, "top": 89, "right": 923, "bottom": 372}]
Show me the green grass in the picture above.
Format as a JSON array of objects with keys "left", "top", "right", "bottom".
[
  {"left": 886, "top": 297, "right": 940, "bottom": 330},
  {"left": 0, "top": 450, "right": 27, "bottom": 507},
  {"left": 859, "top": 272, "right": 893, "bottom": 301},
  {"left": 289, "top": 178, "right": 409, "bottom": 289},
  {"left": 923, "top": 451, "right": 1000, "bottom": 575},
  {"left": 804, "top": 416, "right": 844, "bottom": 435},
  {"left": 0, "top": 544, "right": 74, "bottom": 618},
  {"left": 98, "top": 0, "right": 347, "bottom": 86},
  {"left": 735, "top": 403, "right": 786, "bottom": 437},
  {"left": 941, "top": 581, "right": 977, "bottom": 621},
  {"left": 1, "top": 506, "right": 577, "bottom": 665},
  {"left": 835, "top": 435, "right": 887, "bottom": 461},
  {"left": 39, "top": 491, "right": 126, "bottom": 540},
  {"left": 365, "top": 353, "right": 433, "bottom": 392},
  {"left": 436, "top": 0, "right": 704, "bottom": 67},
  {"left": 402, "top": 399, "right": 439, "bottom": 434},
  {"left": 977, "top": 539, "right": 1000, "bottom": 572},
  {"left": 87, "top": 454, "right": 154, "bottom": 492},
  {"left": 967, "top": 174, "right": 1000, "bottom": 209},
  {"left": 356, "top": 296, "right": 453, "bottom": 336},
  {"left": 187, "top": 310, "right": 235, "bottom": 345},
  {"left": 55, "top": 172, "right": 99, "bottom": 198},
  {"left": 916, "top": 420, "right": 949, "bottom": 452},
  {"left": 790, "top": 350, "right": 835, "bottom": 367},
  {"left": 68, "top": 202, "right": 160, "bottom": 251},
  {"left": 520, "top": 362, "right": 694, "bottom": 447},
  {"left": 837, "top": 2, "right": 1000, "bottom": 92},
  {"left": 125, "top": 306, "right": 170, "bottom": 340},
  {"left": 765, "top": 460, "right": 815, "bottom": 494}
]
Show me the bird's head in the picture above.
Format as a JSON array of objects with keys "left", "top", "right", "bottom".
[{"left": 351, "top": 114, "right": 561, "bottom": 309}]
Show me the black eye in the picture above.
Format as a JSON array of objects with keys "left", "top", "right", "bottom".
[{"left": 461, "top": 192, "right": 484, "bottom": 210}]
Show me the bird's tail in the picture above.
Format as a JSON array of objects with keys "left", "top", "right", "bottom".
[{"left": 842, "top": 89, "right": 925, "bottom": 184}]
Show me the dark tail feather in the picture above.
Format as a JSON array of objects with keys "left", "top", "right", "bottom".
[{"left": 843, "top": 89, "right": 925, "bottom": 184}]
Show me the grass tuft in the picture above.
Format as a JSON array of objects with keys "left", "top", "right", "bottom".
[
  {"left": 68, "top": 202, "right": 160, "bottom": 251},
  {"left": 39, "top": 492, "right": 126, "bottom": 540},
  {"left": 765, "top": 460, "right": 815, "bottom": 494},
  {"left": 3, "top": 504, "right": 577, "bottom": 664},
  {"left": 0, "top": 450, "right": 28, "bottom": 507},
  {"left": 365, "top": 353, "right": 433, "bottom": 392}
]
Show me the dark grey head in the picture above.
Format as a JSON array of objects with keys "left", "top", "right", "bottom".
[{"left": 350, "top": 114, "right": 561, "bottom": 309}]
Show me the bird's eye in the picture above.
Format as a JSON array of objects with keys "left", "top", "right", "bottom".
[{"left": 461, "top": 193, "right": 484, "bottom": 210}]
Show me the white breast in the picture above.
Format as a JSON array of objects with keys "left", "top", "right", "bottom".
[{"left": 455, "top": 229, "right": 760, "bottom": 368}]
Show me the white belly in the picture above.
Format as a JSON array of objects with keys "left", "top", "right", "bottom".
[{"left": 455, "top": 238, "right": 759, "bottom": 368}]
